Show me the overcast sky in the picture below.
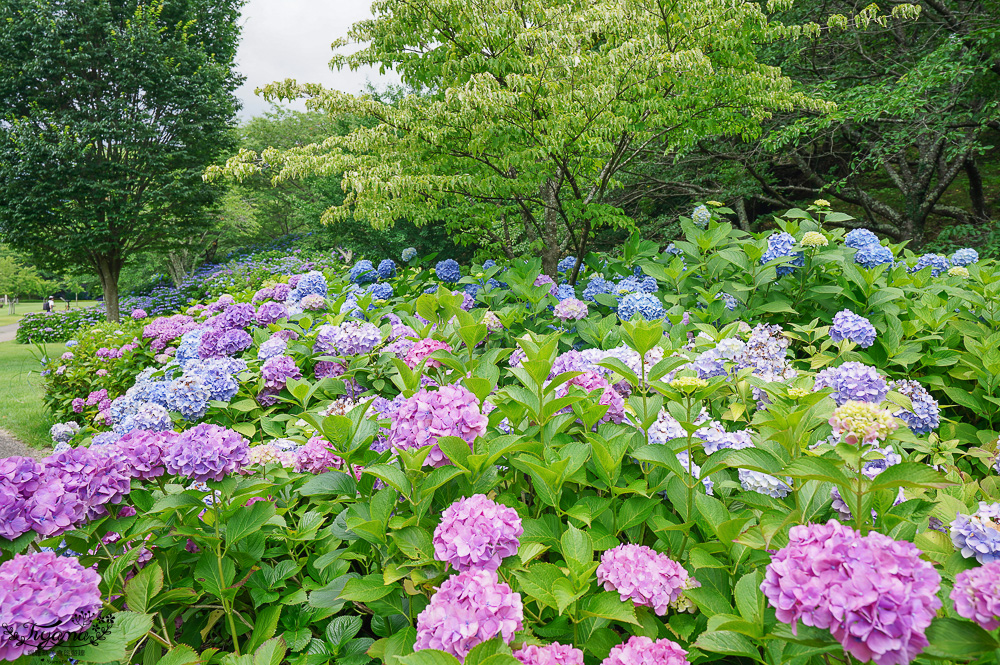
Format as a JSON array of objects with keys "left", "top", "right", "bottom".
[{"left": 234, "top": 0, "right": 397, "bottom": 120}]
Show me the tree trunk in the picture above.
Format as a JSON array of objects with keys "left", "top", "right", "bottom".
[
  {"left": 95, "top": 254, "right": 122, "bottom": 323},
  {"left": 165, "top": 249, "right": 191, "bottom": 287},
  {"left": 966, "top": 156, "right": 990, "bottom": 220}
]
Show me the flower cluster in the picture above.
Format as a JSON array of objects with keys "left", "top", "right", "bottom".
[
  {"left": 829, "top": 309, "right": 876, "bottom": 348},
  {"left": 436, "top": 259, "right": 461, "bottom": 283},
  {"left": 829, "top": 401, "right": 899, "bottom": 445},
  {"left": 414, "top": 568, "right": 523, "bottom": 661},
  {"left": 316, "top": 321, "right": 382, "bottom": 356},
  {"left": 618, "top": 292, "right": 665, "bottom": 321},
  {"left": 950, "top": 247, "right": 979, "bottom": 266},
  {"left": 555, "top": 371, "right": 626, "bottom": 424},
  {"left": 845, "top": 228, "right": 879, "bottom": 249},
  {"left": 692, "top": 204, "right": 711, "bottom": 228},
  {"left": 389, "top": 385, "right": 488, "bottom": 467},
  {"left": 762, "top": 520, "right": 941, "bottom": 665},
  {"left": 890, "top": 380, "right": 940, "bottom": 434},
  {"left": 951, "top": 561, "right": 1000, "bottom": 630},
  {"left": 855, "top": 243, "right": 894, "bottom": 269},
  {"left": 910, "top": 253, "right": 950, "bottom": 276},
  {"left": 761, "top": 232, "right": 804, "bottom": 276},
  {"left": 0, "top": 552, "right": 103, "bottom": 660},
  {"left": 514, "top": 643, "right": 584, "bottom": 665},
  {"left": 596, "top": 544, "right": 698, "bottom": 615},
  {"left": 951, "top": 502, "right": 1000, "bottom": 564},
  {"left": 554, "top": 297, "right": 588, "bottom": 321},
  {"left": 801, "top": 231, "right": 828, "bottom": 247},
  {"left": 813, "top": 362, "right": 888, "bottom": 405},
  {"left": 433, "top": 494, "right": 523, "bottom": 571},
  {"left": 162, "top": 423, "right": 250, "bottom": 482},
  {"left": 405, "top": 338, "right": 453, "bottom": 369},
  {"left": 349, "top": 260, "right": 377, "bottom": 284},
  {"left": 601, "top": 636, "right": 689, "bottom": 665}
]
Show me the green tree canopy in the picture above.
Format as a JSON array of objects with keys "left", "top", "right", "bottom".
[
  {"left": 212, "top": 0, "right": 834, "bottom": 278},
  {"left": 0, "top": 0, "right": 244, "bottom": 321}
]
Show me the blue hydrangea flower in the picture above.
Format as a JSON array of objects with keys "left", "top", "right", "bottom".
[
  {"left": 676, "top": 450, "right": 713, "bottom": 495},
  {"left": 166, "top": 374, "right": 211, "bottom": 421},
  {"left": 951, "top": 248, "right": 979, "bottom": 267},
  {"left": 910, "top": 253, "right": 950, "bottom": 277},
  {"left": 377, "top": 259, "right": 397, "bottom": 279},
  {"left": 482, "top": 259, "right": 497, "bottom": 270},
  {"left": 890, "top": 379, "right": 940, "bottom": 434},
  {"left": 463, "top": 283, "right": 481, "bottom": 299},
  {"left": 692, "top": 204, "right": 711, "bottom": 228},
  {"left": 349, "top": 260, "right": 377, "bottom": 284},
  {"left": 367, "top": 282, "right": 393, "bottom": 300},
  {"left": 665, "top": 243, "right": 683, "bottom": 256},
  {"left": 435, "top": 259, "right": 461, "bottom": 283},
  {"left": 738, "top": 469, "right": 792, "bottom": 498},
  {"left": 557, "top": 256, "right": 577, "bottom": 273},
  {"left": 854, "top": 243, "right": 894, "bottom": 269},
  {"left": 716, "top": 292, "right": 738, "bottom": 311},
  {"left": 583, "top": 276, "right": 613, "bottom": 303},
  {"left": 555, "top": 284, "right": 576, "bottom": 301},
  {"left": 952, "top": 502, "right": 1000, "bottom": 563},
  {"left": 402, "top": 247, "right": 417, "bottom": 262},
  {"left": 829, "top": 310, "right": 876, "bottom": 348},
  {"left": 258, "top": 337, "right": 287, "bottom": 362},
  {"left": 761, "top": 232, "right": 804, "bottom": 276},
  {"left": 120, "top": 402, "right": 173, "bottom": 435},
  {"left": 297, "top": 271, "right": 328, "bottom": 296},
  {"left": 845, "top": 228, "right": 880, "bottom": 249},
  {"left": 176, "top": 328, "right": 205, "bottom": 366},
  {"left": 618, "top": 293, "right": 665, "bottom": 321}
]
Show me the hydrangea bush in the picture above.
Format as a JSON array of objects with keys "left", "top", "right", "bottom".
[{"left": 11, "top": 205, "right": 1000, "bottom": 665}]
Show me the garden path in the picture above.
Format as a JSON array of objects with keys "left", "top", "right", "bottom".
[
  {"left": 0, "top": 428, "right": 48, "bottom": 459},
  {"left": 0, "top": 323, "right": 18, "bottom": 343}
]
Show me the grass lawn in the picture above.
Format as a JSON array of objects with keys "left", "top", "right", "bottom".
[
  {"left": 0, "top": 300, "right": 98, "bottom": 328},
  {"left": 0, "top": 340, "right": 59, "bottom": 449}
]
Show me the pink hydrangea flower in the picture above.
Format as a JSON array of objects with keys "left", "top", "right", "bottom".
[
  {"left": 951, "top": 561, "right": 1000, "bottom": 630},
  {"left": 414, "top": 569, "right": 523, "bottom": 661},
  {"left": 433, "top": 494, "right": 523, "bottom": 571},
  {"left": 761, "top": 520, "right": 940, "bottom": 665},
  {"left": 596, "top": 543, "right": 698, "bottom": 615},
  {"left": 294, "top": 437, "right": 344, "bottom": 474},
  {"left": 555, "top": 371, "right": 625, "bottom": 424},
  {"left": 514, "top": 643, "right": 584, "bottom": 665},
  {"left": 405, "top": 338, "right": 453, "bottom": 369},
  {"left": 553, "top": 298, "right": 588, "bottom": 321},
  {"left": 601, "top": 636, "right": 688, "bottom": 665},
  {"left": 389, "top": 385, "right": 487, "bottom": 467}
]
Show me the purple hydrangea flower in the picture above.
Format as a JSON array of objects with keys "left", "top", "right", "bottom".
[
  {"left": 414, "top": 568, "right": 523, "bottom": 661},
  {"left": 830, "top": 310, "right": 876, "bottom": 348},
  {"left": 221, "top": 303, "right": 256, "bottom": 328},
  {"left": 761, "top": 520, "right": 940, "bottom": 665},
  {"left": 217, "top": 329, "right": 253, "bottom": 355},
  {"left": 162, "top": 423, "right": 249, "bottom": 482},
  {"left": 0, "top": 552, "right": 103, "bottom": 660},
  {"left": 389, "top": 385, "right": 488, "bottom": 467},
  {"left": 271, "top": 283, "right": 292, "bottom": 301},
  {"left": 294, "top": 437, "right": 343, "bottom": 474},
  {"left": 553, "top": 298, "right": 588, "bottom": 321},
  {"left": 261, "top": 355, "right": 302, "bottom": 391},
  {"left": 252, "top": 286, "right": 274, "bottom": 302},
  {"left": 111, "top": 430, "right": 172, "bottom": 480},
  {"left": 433, "top": 494, "right": 523, "bottom": 571},
  {"left": 697, "top": 422, "right": 753, "bottom": 454},
  {"left": 952, "top": 502, "right": 1000, "bottom": 564},
  {"left": 131, "top": 309, "right": 147, "bottom": 320},
  {"left": 601, "top": 636, "right": 688, "bottom": 665},
  {"left": 813, "top": 362, "right": 888, "bottom": 405},
  {"left": 951, "top": 561, "right": 1000, "bottom": 630},
  {"left": 50, "top": 421, "right": 80, "bottom": 443},
  {"left": 596, "top": 544, "right": 698, "bottom": 615},
  {"left": 315, "top": 321, "right": 382, "bottom": 356},
  {"left": 256, "top": 301, "right": 289, "bottom": 325}
]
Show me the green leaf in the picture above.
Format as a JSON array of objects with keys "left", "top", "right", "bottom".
[
  {"left": 580, "top": 592, "right": 640, "bottom": 625},
  {"left": 124, "top": 562, "right": 163, "bottom": 615},
  {"left": 734, "top": 571, "right": 764, "bottom": 625},
  {"left": 327, "top": 616, "right": 363, "bottom": 648},
  {"left": 399, "top": 649, "right": 463, "bottom": 665},
  {"left": 195, "top": 554, "right": 235, "bottom": 599},
  {"left": 226, "top": 500, "right": 277, "bottom": 547},
  {"left": 693, "top": 630, "right": 762, "bottom": 660},
  {"left": 340, "top": 575, "right": 397, "bottom": 603},
  {"left": 253, "top": 637, "right": 288, "bottom": 665},
  {"left": 298, "top": 470, "right": 357, "bottom": 497},
  {"left": 869, "top": 462, "right": 952, "bottom": 490},
  {"left": 783, "top": 456, "right": 851, "bottom": 488},
  {"left": 925, "top": 618, "right": 999, "bottom": 658},
  {"left": 560, "top": 524, "right": 593, "bottom": 568},
  {"left": 155, "top": 645, "right": 201, "bottom": 665}
]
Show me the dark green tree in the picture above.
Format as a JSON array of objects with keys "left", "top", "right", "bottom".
[{"left": 0, "top": 0, "right": 244, "bottom": 321}]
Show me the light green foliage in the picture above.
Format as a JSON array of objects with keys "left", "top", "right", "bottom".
[{"left": 210, "top": 0, "right": 830, "bottom": 276}]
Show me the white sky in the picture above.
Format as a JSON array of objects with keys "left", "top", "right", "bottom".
[{"left": 234, "top": 0, "right": 397, "bottom": 120}]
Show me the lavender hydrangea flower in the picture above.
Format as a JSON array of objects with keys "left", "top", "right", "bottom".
[
  {"left": 433, "top": 494, "right": 523, "bottom": 571},
  {"left": 830, "top": 310, "right": 876, "bottom": 348},
  {"left": 951, "top": 561, "right": 1000, "bottom": 630},
  {"left": 952, "top": 502, "right": 1000, "bottom": 564},
  {"left": 166, "top": 374, "right": 211, "bottom": 421},
  {"left": 950, "top": 248, "right": 979, "bottom": 267},
  {"left": 261, "top": 355, "right": 301, "bottom": 392},
  {"left": 0, "top": 552, "right": 103, "bottom": 660},
  {"left": 675, "top": 450, "right": 714, "bottom": 495},
  {"left": 618, "top": 293, "right": 665, "bottom": 321},
  {"left": 697, "top": 422, "right": 754, "bottom": 454},
  {"left": 601, "top": 636, "right": 688, "bottom": 665},
  {"left": 414, "top": 569, "right": 522, "bottom": 661},
  {"left": 813, "top": 362, "right": 888, "bottom": 405},
  {"left": 739, "top": 469, "right": 793, "bottom": 498},
  {"left": 315, "top": 321, "right": 382, "bottom": 356},
  {"left": 762, "top": 520, "right": 940, "bottom": 665},
  {"left": 221, "top": 303, "right": 256, "bottom": 328},
  {"left": 162, "top": 423, "right": 250, "bottom": 482},
  {"left": 761, "top": 232, "right": 804, "bottom": 276},
  {"left": 217, "top": 329, "right": 253, "bottom": 355},
  {"left": 50, "top": 421, "right": 80, "bottom": 443},
  {"left": 436, "top": 259, "right": 461, "bottom": 283},
  {"left": 514, "top": 643, "right": 584, "bottom": 665},
  {"left": 258, "top": 336, "right": 287, "bottom": 361},
  {"left": 855, "top": 243, "right": 894, "bottom": 269},
  {"left": 256, "top": 301, "right": 288, "bottom": 325},
  {"left": 389, "top": 385, "right": 488, "bottom": 467},
  {"left": 121, "top": 402, "right": 173, "bottom": 435},
  {"left": 294, "top": 437, "right": 343, "bottom": 474},
  {"left": 297, "top": 271, "right": 328, "bottom": 296},
  {"left": 553, "top": 298, "right": 588, "bottom": 321},
  {"left": 111, "top": 429, "right": 172, "bottom": 480},
  {"left": 596, "top": 544, "right": 698, "bottom": 615},
  {"left": 844, "top": 228, "right": 879, "bottom": 249}
]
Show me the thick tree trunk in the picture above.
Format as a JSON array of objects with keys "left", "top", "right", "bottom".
[
  {"left": 165, "top": 249, "right": 191, "bottom": 287},
  {"left": 95, "top": 254, "right": 122, "bottom": 323},
  {"left": 966, "top": 156, "right": 990, "bottom": 220}
]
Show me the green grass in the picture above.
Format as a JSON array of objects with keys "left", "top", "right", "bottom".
[
  {"left": 0, "top": 300, "right": 98, "bottom": 328},
  {"left": 0, "top": 340, "right": 59, "bottom": 450}
]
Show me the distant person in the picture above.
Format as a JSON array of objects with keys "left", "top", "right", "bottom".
[
  {"left": 63, "top": 298, "right": 70, "bottom": 311},
  {"left": 41, "top": 296, "right": 51, "bottom": 312}
]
